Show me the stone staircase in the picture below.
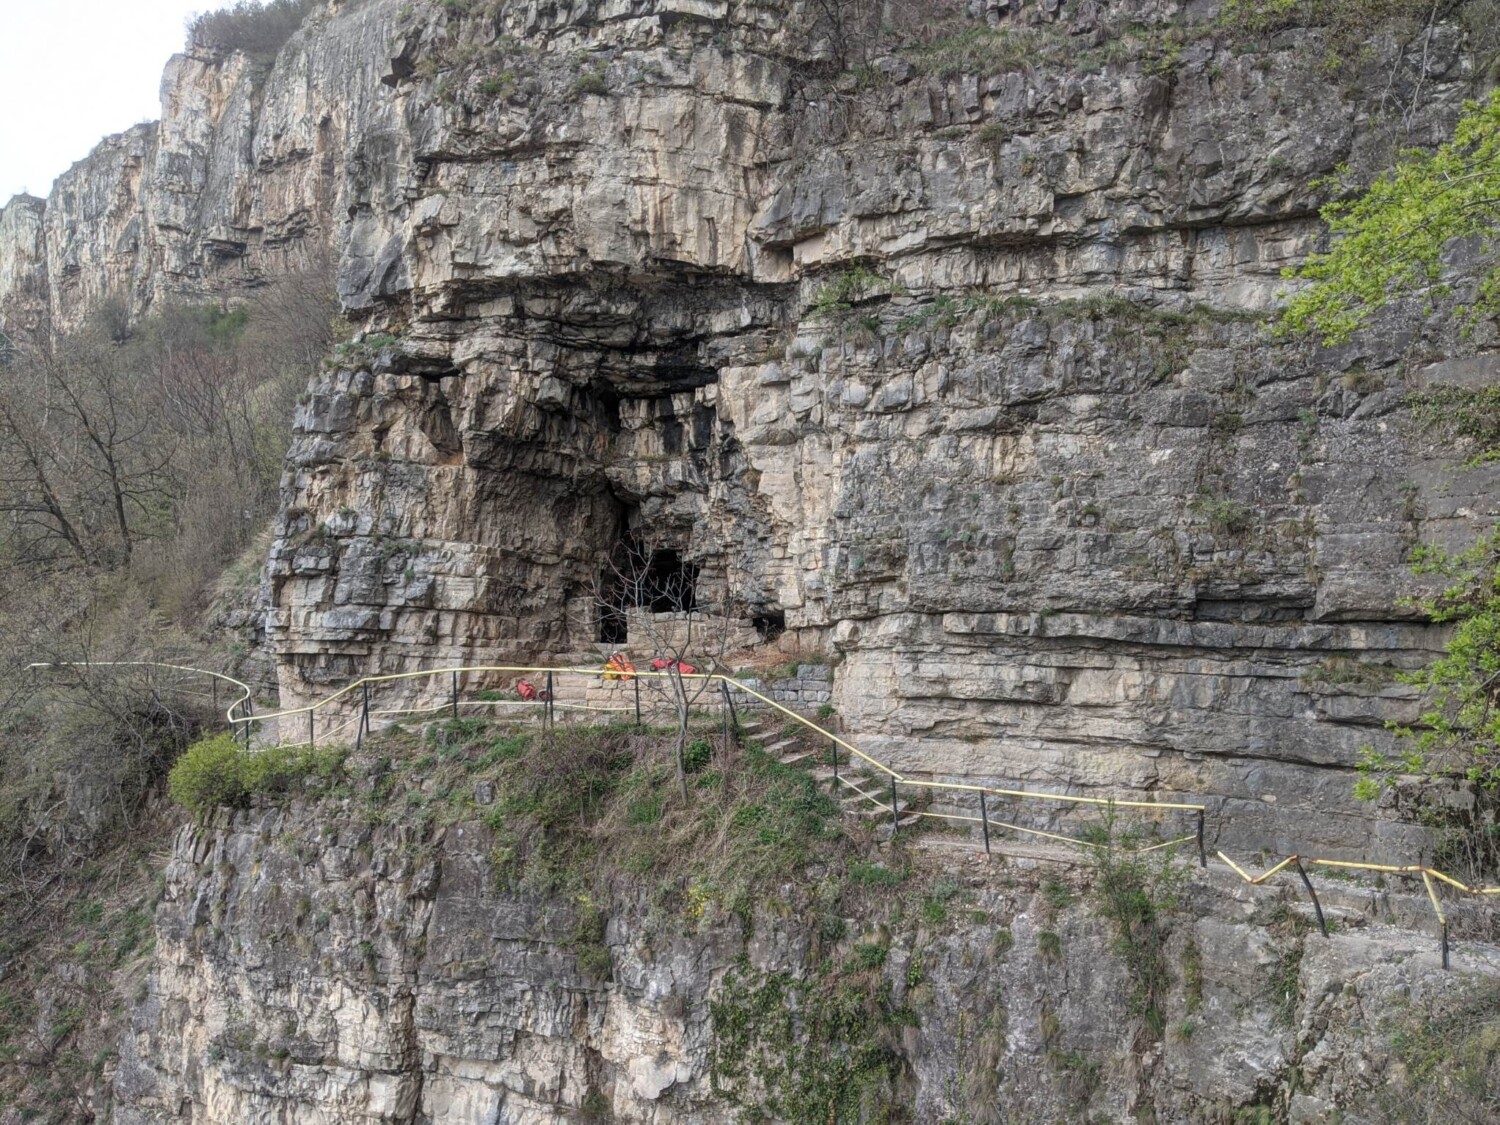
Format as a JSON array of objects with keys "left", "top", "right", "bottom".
[{"left": 736, "top": 713, "right": 922, "bottom": 833}]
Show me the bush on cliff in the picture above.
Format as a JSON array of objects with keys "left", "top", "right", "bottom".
[
  {"left": 1281, "top": 88, "right": 1500, "bottom": 345},
  {"left": 168, "top": 733, "right": 344, "bottom": 815},
  {"left": 186, "top": 0, "right": 320, "bottom": 61},
  {"left": 1354, "top": 528, "right": 1500, "bottom": 878}
]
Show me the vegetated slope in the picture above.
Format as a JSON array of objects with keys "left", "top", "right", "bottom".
[{"left": 103, "top": 717, "right": 1500, "bottom": 1121}]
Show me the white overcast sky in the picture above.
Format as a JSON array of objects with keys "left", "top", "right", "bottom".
[{"left": 0, "top": 0, "right": 207, "bottom": 203}]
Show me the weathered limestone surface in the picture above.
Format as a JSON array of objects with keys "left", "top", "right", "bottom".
[
  {"left": 3, "top": 0, "right": 1498, "bottom": 859},
  {"left": 109, "top": 787, "right": 1498, "bottom": 1123}
]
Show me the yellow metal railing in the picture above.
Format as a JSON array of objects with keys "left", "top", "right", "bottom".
[{"left": 30, "top": 659, "right": 1500, "bottom": 967}]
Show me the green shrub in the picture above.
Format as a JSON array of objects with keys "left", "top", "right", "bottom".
[
  {"left": 168, "top": 733, "right": 344, "bottom": 815},
  {"left": 849, "top": 861, "right": 905, "bottom": 887},
  {"left": 168, "top": 733, "right": 248, "bottom": 813},
  {"left": 683, "top": 738, "right": 713, "bottom": 774},
  {"left": 626, "top": 792, "right": 664, "bottom": 826},
  {"left": 186, "top": 0, "right": 319, "bottom": 60}
]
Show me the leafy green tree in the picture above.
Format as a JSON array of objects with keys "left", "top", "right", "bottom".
[
  {"left": 1356, "top": 531, "right": 1500, "bottom": 876},
  {"left": 1284, "top": 90, "right": 1500, "bottom": 874},
  {"left": 1281, "top": 89, "right": 1500, "bottom": 345}
]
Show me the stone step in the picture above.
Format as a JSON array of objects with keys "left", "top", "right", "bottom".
[
  {"left": 779, "top": 749, "right": 816, "bottom": 765},
  {"left": 845, "top": 795, "right": 909, "bottom": 818},
  {"left": 873, "top": 814, "right": 924, "bottom": 839},
  {"left": 762, "top": 738, "right": 797, "bottom": 755}
]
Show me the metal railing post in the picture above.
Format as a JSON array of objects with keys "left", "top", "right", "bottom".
[
  {"left": 634, "top": 676, "right": 641, "bottom": 730},
  {"left": 1293, "top": 858, "right": 1329, "bottom": 938},
  {"left": 980, "top": 791, "right": 991, "bottom": 856},
  {"left": 720, "top": 679, "right": 738, "bottom": 745},
  {"left": 357, "top": 682, "right": 370, "bottom": 752},
  {"left": 831, "top": 737, "right": 839, "bottom": 791},
  {"left": 308, "top": 708, "right": 315, "bottom": 748},
  {"left": 546, "top": 671, "right": 554, "bottom": 731},
  {"left": 451, "top": 670, "right": 459, "bottom": 720},
  {"left": 244, "top": 698, "right": 253, "bottom": 747},
  {"left": 1196, "top": 809, "right": 1206, "bottom": 869},
  {"left": 1441, "top": 921, "right": 1450, "bottom": 970},
  {"left": 890, "top": 776, "right": 899, "bottom": 834}
]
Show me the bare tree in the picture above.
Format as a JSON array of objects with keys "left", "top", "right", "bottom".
[
  {"left": 591, "top": 534, "right": 744, "bottom": 800},
  {"left": 0, "top": 262, "right": 337, "bottom": 604},
  {"left": 0, "top": 334, "right": 173, "bottom": 568}
]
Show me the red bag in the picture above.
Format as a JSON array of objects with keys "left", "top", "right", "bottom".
[
  {"left": 517, "top": 679, "right": 537, "bottom": 701},
  {"left": 649, "top": 658, "right": 698, "bottom": 675}
]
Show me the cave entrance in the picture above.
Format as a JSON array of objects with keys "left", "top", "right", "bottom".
[
  {"left": 599, "top": 603, "right": 628, "bottom": 645},
  {"left": 596, "top": 539, "right": 699, "bottom": 643},
  {"left": 753, "top": 610, "right": 785, "bottom": 641},
  {"left": 642, "top": 548, "right": 698, "bottom": 614}
]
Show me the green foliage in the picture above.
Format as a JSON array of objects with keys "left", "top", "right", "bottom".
[
  {"left": 326, "top": 332, "right": 403, "bottom": 371},
  {"left": 1281, "top": 90, "right": 1500, "bottom": 345},
  {"left": 898, "top": 23, "right": 1175, "bottom": 81},
  {"left": 186, "top": 0, "right": 319, "bottom": 60},
  {"left": 167, "top": 733, "right": 345, "bottom": 815},
  {"left": 571, "top": 62, "right": 608, "bottom": 96},
  {"left": 1087, "top": 815, "right": 1188, "bottom": 1038},
  {"left": 1037, "top": 930, "right": 1063, "bottom": 963},
  {"left": 992, "top": 927, "right": 1015, "bottom": 958},
  {"left": 0, "top": 819, "right": 166, "bottom": 1116},
  {"left": 1041, "top": 878, "right": 1074, "bottom": 912},
  {"left": 709, "top": 944, "right": 912, "bottom": 1121},
  {"left": 1191, "top": 494, "right": 1255, "bottom": 538},
  {"left": 571, "top": 899, "right": 613, "bottom": 979},
  {"left": 809, "top": 265, "right": 900, "bottom": 337},
  {"left": 471, "top": 722, "right": 846, "bottom": 908},
  {"left": 848, "top": 861, "right": 906, "bottom": 887},
  {"left": 427, "top": 717, "right": 489, "bottom": 748},
  {"left": 1182, "top": 935, "right": 1204, "bottom": 1013},
  {"left": 1354, "top": 526, "right": 1500, "bottom": 875},
  {"left": 167, "top": 733, "right": 247, "bottom": 812},
  {"left": 1300, "top": 656, "right": 1399, "bottom": 688},
  {"left": 1408, "top": 384, "right": 1500, "bottom": 466},
  {"left": 626, "top": 792, "right": 664, "bottom": 826},
  {"left": 918, "top": 877, "right": 961, "bottom": 925},
  {"left": 920, "top": 897, "right": 949, "bottom": 925},
  {"left": 683, "top": 738, "right": 713, "bottom": 774},
  {"left": 1265, "top": 948, "right": 1304, "bottom": 1027},
  {"left": 1381, "top": 981, "right": 1500, "bottom": 1120},
  {"left": 579, "top": 1089, "right": 612, "bottom": 1123}
]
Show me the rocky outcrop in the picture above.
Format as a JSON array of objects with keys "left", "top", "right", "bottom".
[
  {"left": 3, "top": 0, "right": 1499, "bottom": 864},
  {"left": 110, "top": 776, "right": 1498, "bottom": 1122}
]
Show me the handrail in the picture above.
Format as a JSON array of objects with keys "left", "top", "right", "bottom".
[
  {"left": 28, "top": 658, "right": 1500, "bottom": 966},
  {"left": 28, "top": 660, "right": 254, "bottom": 718},
  {"left": 219, "top": 663, "right": 1211, "bottom": 813}
]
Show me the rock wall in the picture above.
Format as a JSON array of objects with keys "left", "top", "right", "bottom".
[
  {"left": 109, "top": 778, "right": 1498, "bottom": 1123},
  {"left": 3, "top": 0, "right": 1500, "bottom": 862}
]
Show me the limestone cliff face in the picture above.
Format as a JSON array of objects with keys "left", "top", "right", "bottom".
[
  {"left": 0, "top": 0, "right": 397, "bottom": 337},
  {"left": 3, "top": 0, "right": 1498, "bottom": 863},
  {"left": 108, "top": 780, "right": 1495, "bottom": 1123}
]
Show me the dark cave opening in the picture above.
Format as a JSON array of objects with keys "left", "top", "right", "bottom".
[
  {"left": 753, "top": 610, "right": 785, "bottom": 641},
  {"left": 597, "top": 538, "right": 700, "bottom": 643}
]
